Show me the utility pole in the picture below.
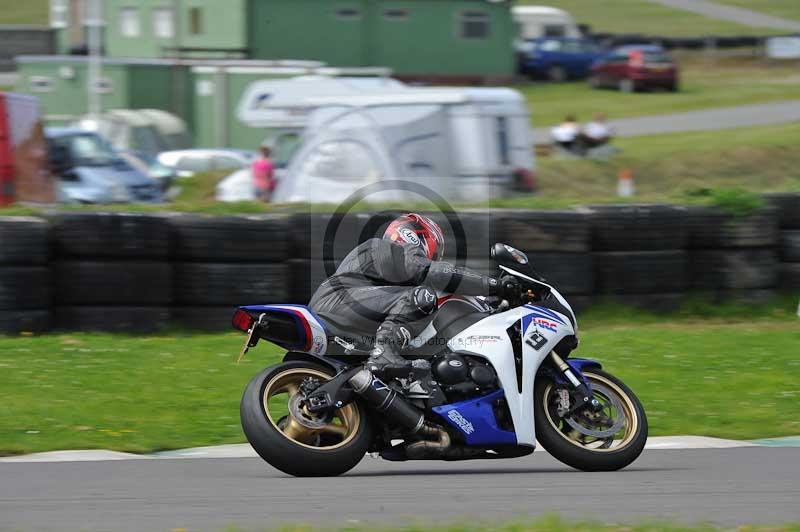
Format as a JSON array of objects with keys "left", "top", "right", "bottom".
[{"left": 85, "top": 0, "right": 103, "bottom": 115}]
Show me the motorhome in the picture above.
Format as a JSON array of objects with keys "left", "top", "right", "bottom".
[
  {"left": 272, "top": 88, "right": 536, "bottom": 204},
  {"left": 236, "top": 74, "right": 402, "bottom": 167}
]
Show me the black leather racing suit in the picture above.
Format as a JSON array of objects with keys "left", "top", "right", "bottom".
[{"left": 309, "top": 238, "right": 499, "bottom": 349}]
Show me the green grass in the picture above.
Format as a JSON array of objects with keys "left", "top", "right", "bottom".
[
  {"left": 0, "top": 0, "right": 48, "bottom": 25},
  {"left": 521, "top": 0, "right": 788, "bottom": 36},
  {"left": 1, "top": 303, "right": 799, "bottom": 456},
  {"left": 506, "top": 121, "right": 800, "bottom": 206},
  {"left": 714, "top": 0, "right": 800, "bottom": 22},
  {"left": 523, "top": 57, "right": 800, "bottom": 129}
]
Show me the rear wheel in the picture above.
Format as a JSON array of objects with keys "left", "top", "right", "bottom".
[
  {"left": 241, "top": 361, "right": 372, "bottom": 476},
  {"left": 534, "top": 368, "right": 647, "bottom": 471}
]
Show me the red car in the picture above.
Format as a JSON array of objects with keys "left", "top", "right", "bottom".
[{"left": 589, "top": 45, "right": 679, "bottom": 92}]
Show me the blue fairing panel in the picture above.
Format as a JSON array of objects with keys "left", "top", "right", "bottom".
[{"left": 432, "top": 389, "right": 517, "bottom": 446}]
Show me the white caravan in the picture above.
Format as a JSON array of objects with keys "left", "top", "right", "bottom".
[
  {"left": 512, "top": 6, "right": 582, "bottom": 40},
  {"left": 236, "top": 73, "right": 402, "bottom": 165},
  {"left": 272, "top": 88, "right": 535, "bottom": 204}
]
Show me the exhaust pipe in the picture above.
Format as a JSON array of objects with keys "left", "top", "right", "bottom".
[
  {"left": 349, "top": 368, "right": 425, "bottom": 433},
  {"left": 405, "top": 423, "right": 451, "bottom": 458}
]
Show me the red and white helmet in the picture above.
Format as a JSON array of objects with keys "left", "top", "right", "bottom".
[{"left": 384, "top": 213, "right": 445, "bottom": 261}]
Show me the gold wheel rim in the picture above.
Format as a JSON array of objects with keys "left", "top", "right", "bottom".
[
  {"left": 543, "top": 372, "right": 639, "bottom": 453},
  {"left": 262, "top": 368, "right": 360, "bottom": 451}
]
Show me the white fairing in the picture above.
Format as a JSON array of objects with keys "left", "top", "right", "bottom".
[{"left": 446, "top": 288, "right": 576, "bottom": 447}]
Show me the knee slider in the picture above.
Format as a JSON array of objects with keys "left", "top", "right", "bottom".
[{"left": 412, "top": 286, "right": 438, "bottom": 316}]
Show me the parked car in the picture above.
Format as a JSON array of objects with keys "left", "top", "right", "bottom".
[
  {"left": 518, "top": 37, "right": 607, "bottom": 81},
  {"left": 589, "top": 45, "right": 679, "bottom": 92},
  {"left": 157, "top": 149, "right": 258, "bottom": 178},
  {"left": 45, "top": 128, "right": 164, "bottom": 204}
]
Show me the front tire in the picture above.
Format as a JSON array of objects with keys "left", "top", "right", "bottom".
[
  {"left": 534, "top": 368, "right": 647, "bottom": 471},
  {"left": 241, "top": 361, "right": 372, "bottom": 477}
]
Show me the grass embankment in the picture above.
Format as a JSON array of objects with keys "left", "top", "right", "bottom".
[
  {"left": 0, "top": 0, "right": 47, "bottom": 25},
  {"left": 519, "top": 0, "right": 789, "bottom": 36},
  {"left": 1, "top": 303, "right": 798, "bottom": 456},
  {"left": 521, "top": 57, "right": 800, "bottom": 129}
]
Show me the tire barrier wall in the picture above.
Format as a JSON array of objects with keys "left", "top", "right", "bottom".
[
  {"left": 0, "top": 197, "right": 796, "bottom": 334},
  {"left": 0, "top": 217, "right": 50, "bottom": 333},
  {"left": 766, "top": 194, "right": 800, "bottom": 294},
  {"left": 590, "top": 33, "right": 781, "bottom": 50}
]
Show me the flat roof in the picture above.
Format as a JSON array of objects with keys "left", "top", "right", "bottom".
[{"left": 16, "top": 55, "right": 325, "bottom": 68}]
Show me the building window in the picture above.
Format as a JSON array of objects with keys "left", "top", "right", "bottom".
[
  {"left": 189, "top": 7, "right": 203, "bottom": 35},
  {"left": 335, "top": 7, "right": 362, "bottom": 20},
  {"left": 384, "top": 8, "right": 408, "bottom": 21},
  {"left": 29, "top": 76, "right": 54, "bottom": 93},
  {"left": 152, "top": 8, "right": 175, "bottom": 39},
  {"left": 458, "top": 11, "right": 490, "bottom": 40},
  {"left": 119, "top": 7, "right": 140, "bottom": 37}
]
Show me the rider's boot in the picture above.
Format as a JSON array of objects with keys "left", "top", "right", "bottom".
[{"left": 365, "top": 324, "right": 412, "bottom": 375}]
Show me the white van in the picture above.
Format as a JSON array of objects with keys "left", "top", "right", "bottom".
[
  {"left": 272, "top": 88, "right": 536, "bottom": 204},
  {"left": 512, "top": 5, "right": 582, "bottom": 40}
]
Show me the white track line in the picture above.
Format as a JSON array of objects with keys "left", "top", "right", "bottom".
[{"left": 1, "top": 436, "right": 785, "bottom": 463}]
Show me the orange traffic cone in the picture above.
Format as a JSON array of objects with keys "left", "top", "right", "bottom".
[{"left": 617, "top": 168, "right": 634, "bottom": 197}]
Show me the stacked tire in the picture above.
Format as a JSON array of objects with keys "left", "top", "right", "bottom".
[
  {"left": 51, "top": 213, "right": 173, "bottom": 332},
  {"left": 686, "top": 206, "right": 779, "bottom": 303},
  {"left": 587, "top": 205, "right": 688, "bottom": 311},
  {"left": 0, "top": 217, "right": 51, "bottom": 334},
  {"left": 287, "top": 212, "right": 395, "bottom": 304},
  {"left": 765, "top": 193, "right": 800, "bottom": 293},
  {"left": 172, "top": 214, "right": 289, "bottom": 330},
  {"left": 495, "top": 210, "right": 593, "bottom": 311}
]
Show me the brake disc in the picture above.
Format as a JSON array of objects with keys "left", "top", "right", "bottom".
[
  {"left": 288, "top": 393, "right": 333, "bottom": 429},
  {"left": 563, "top": 383, "right": 625, "bottom": 438}
]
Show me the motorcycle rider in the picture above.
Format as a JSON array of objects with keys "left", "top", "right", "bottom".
[{"left": 309, "top": 213, "right": 520, "bottom": 372}]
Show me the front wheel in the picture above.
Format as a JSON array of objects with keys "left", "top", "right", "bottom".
[
  {"left": 240, "top": 361, "right": 372, "bottom": 477},
  {"left": 534, "top": 368, "right": 647, "bottom": 471}
]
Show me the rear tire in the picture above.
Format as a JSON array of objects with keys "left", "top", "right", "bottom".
[
  {"left": 241, "top": 361, "right": 372, "bottom": 477},
  {"left": 534, "top": 368, "right": 647, "bottom": 471}
]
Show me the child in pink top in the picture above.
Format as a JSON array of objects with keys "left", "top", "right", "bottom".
[{"left": 252, "top": 146, "right": 275, "bottom": 202}]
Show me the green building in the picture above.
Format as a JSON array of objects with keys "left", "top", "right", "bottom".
[
  {"left": 53, "top": 0, "right": 516, "bottom": 81},
  {"left": 19, "top": 0, "right": 516, "bottom": 148}
]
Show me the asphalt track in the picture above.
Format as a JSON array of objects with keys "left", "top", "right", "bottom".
[{"left": 1, "top": 447, "right": 798, "bottom": 531}]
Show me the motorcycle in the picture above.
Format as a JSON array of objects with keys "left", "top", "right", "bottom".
[{"left": 233, "top": 243, "right": 647, "bottom": 477}]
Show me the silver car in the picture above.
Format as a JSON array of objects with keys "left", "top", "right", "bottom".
[{"left": 46, "top": 128, "right": 164, "bottom": 204}]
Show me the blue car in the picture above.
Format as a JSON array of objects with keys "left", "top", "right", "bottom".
[{"left": 518, "top": 38, "right": 607, "bottom": 81}]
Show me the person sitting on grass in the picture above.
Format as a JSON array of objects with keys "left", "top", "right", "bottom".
[
  {"left": 551, "top": 115, "right": 582, "bottom": 155},
  {"left": 582, "top": 113, "right": 613, "bottom": 149}
]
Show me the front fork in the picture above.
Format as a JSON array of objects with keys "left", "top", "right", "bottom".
[{"left": 549, "top": 352, "right": 602, "bottom": 415}]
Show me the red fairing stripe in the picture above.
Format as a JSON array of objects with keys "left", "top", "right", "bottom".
[{"left": 286, "top": 309, "right": 313, "bottom": 351}]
